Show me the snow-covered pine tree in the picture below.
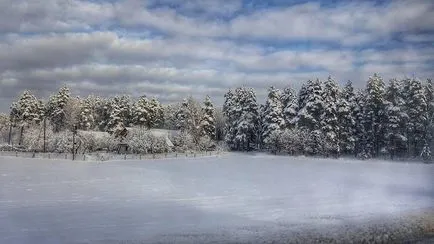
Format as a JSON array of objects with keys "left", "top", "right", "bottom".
[
  {"left": 261, "top": 87, "right": 285, "bottom": 149},
  {"left": 297, "top": 79, "right": 324, "bottom": 132},
  {"left": 321, "top": 76, "right": 340, "bottom": 157},
  {"left": 384, "top": 79, "right": 407, "bottom": 159},
  {"left": 77, "top": 96, "right": 95, "bottom": 130},
  {"left": 223, "top": 89, "right": 238, "bottom": 150},
  {"left": 234, "top": 87, "right": 259, "bottom": 151},
  {"left": 106, "top": 98, "right": 127, "bottom": 139},
  {"left": 95, "top": 97, "right": 111, "bottom": 131},
  {"left": 9, "top": 90, "right": 44, "bottom": 145},
  {"left": 10, "top": 90, "right": 44, "bottom": 127},
  {"left": 403, "top": 78, "right": 428, "bottom": 158},
  {"left": 46, "top": 86, "right": 71, "bottom": 132},
  {"left": 282, "top": 87, "right": 298, "bottom": 129},
  {"left": 200, "top": 95, "right": 216, "bottom": 139},
  {"left": 337, "top": 81, "right": 356, "bottom": 155},
  {"left": 162, "top": 104, "right": 179, "bottom": 130},
  {"left": 132, "top": 96, "right": 150, "bottom": 128},
  {"left": 175, "top": 96, "right": 202, "bottom": 143},
  {"left": 354, "top": 90, "right": 370, "bottom": 159},
  {"left": 148, "top": 97, "right": 163, "bottom": 129},
  {"left": 223, "top": 87, "right": 259, "bottom": 151},
  {"left": 363, "top": 73, "right": 387, "bottom": 157},
  {"left": 176, "top": 98, "right": 189, "bottom": 131},
  {"left": 115, "top": 95, "right": 132, "bottom": 127},
  {"left": 424, "top": 79, "right": 433, "bottom": 158}
]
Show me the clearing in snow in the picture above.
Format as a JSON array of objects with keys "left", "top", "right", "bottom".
[{"left": 0, "top": 154, "right": 433, "bottom": 243}]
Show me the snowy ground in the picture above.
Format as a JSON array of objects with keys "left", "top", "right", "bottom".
[{"left": 0, "top": 154, "right": 433, "bottom": 244}]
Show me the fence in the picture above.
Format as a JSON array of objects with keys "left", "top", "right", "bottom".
[{"left": 0, "top": 150, "right": 223, "bottom": 162}]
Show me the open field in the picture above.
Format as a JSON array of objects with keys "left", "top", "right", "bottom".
[{"left": 0, "top": 154, "right": 433, "bottom": 243}]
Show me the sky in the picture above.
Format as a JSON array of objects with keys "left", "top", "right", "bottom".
[{"left": 0, "top": 0, "right": 433, "bottom": 112}]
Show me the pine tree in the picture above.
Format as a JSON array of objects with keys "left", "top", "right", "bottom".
[
  {"left": 223, "top": 87, "right": 259, "bottom": 151},
  {"left": 262, "top": 87, "right": 285, "bottom": 148},
  {"left": 282, "top": 87, "right": 298, "bottom": 129},
  {"left": 402, "top": 78, "right": 428, "bottom": 158},
  {"left": 148, "top": 98, "right": 163, "bottom": 129},
  {"left": 235, "top": 87, "right": 259, "bottom": 151},
  {"left": 354, "top": 90, "right": 370, "bottom": 158},
  {"left": 363, "top": 73, "right": 387, "bottom": 157},
  {"left": 297, "top": 79, "right": 324, "bottom": 132},
  {"left": 338, "top": 81, "right": 356, "bottom": 155},
  {"left": 115, "top": 95, "right": 132, "bottom": 127},
  {"left": 384, "top": 79, "right": 407, "bottom": 159},
  {"left": 46, "top": 87, "right": 70, "bottom": 132},
  {"left": 175, "top": 96, "right": 202, "bottom": 143},
  {"left": 200, "top": 95, "right": 216, "bottom": 139},
  {"left": 77, "top": 96, "right": 96, "bottom": 130},
  {"left": 132, "top": 96, "right": 150, "bottom": 128},
  {"left": 95, "top": 97, "right": 111, "bottom": 131},
  {"left": 106, "top": 99, "right": 126, "bottom": 139},
  {"left": 321, "top": 76, "right": 340, "bottom": 156},
  {"left": 223, "top": 89, "right": 238, "bottom": 150},
  {"left": 424, "top": 79, "right": 434, "bottom": 157},
  {"left": 10, "top": 90, "right": 44, "bottom": 126},
  {"left": 9, "top": 90, "right": 44, "bottom": 145}
]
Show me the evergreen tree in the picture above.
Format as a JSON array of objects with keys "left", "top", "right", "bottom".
[
  {"left": 223, "top": 87, "right": 259, "bottom": 151},
  {"left": 321, "top": 76, "right": 340, "bottom": 156},
  {"left": 234, "top": 87, "right": 259, "bottom": 151},
  {"left": 338, "top": 81, "right": 356, "bottom": 155},
  {"left": 95, "top": 97, "right": 111, "bottom": 131},
  {"left": 424, "top": 79, "right": 434, "bottom": 157},
  {"left": 115, "top": 95, "right": 132, "bottom": 127},
  {"left": 223, "top": 89, "right": 238, "bottom": 150},
  {"left": 148, "top": 98, "right": 164, "bottom": 129},
  {"left": 403, "top": 78, "right": 428, "bottom": 157},
  {"left": 297, "top": 79, "right": 324, "bottom": 132},
  {"left": 384, "top": 79, "right": 407, "bottom": 159},
  {"left": 363, "top": 73, "right": 387, "bottom": 157},
  {"left": 77, "top": 96, "right": 96, "bottom": 130},
  {"left": 106, "top": 98, "right": 127, "bottom": 139},
  {"left": 46, "top": 87, "right": 70, "bottom": 132},
  {"left": 9, "top": 90, "right": 44, "bottom": 145},
  {"left": 175, "top": 96, "right": 202, "bottom": 143},
  {"left": 262, "top": 87, "right": 285, "bottom": 148},
  {"left": 200, "top": 95, "right": 216, "bottom": 139},
  {"left": 10, "top": 90, "right": 44, "bottom": 127},
  {"left": 354, "top": 91, "right": 370, "bottom": 158},
  {"left": 282, "top": 87, "right": 298, "bottom": 129},
  {"left": 132, "top": 96, "right": 150, "bottom": 128}
]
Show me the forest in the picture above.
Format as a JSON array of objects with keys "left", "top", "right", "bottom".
[{"left": 0, "top": 73, "right": 433, "bottom": 162}]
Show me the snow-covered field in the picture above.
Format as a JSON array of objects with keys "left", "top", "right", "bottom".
[{"left": 0, "top": 154, "right": 433, "bottom": 243}]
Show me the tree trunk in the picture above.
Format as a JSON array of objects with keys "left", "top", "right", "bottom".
[
  {"left": 8, "top": 123, "right": 12, "bottom": 145},
  {"left": 19, "top": 126, "right": 24, "bottom": 146}
]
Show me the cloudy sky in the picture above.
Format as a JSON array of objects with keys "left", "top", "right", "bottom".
[{"left": 0, "top": 0, "right": 433, "bottom": 112}]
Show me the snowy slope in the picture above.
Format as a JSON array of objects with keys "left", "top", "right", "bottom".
[{"left": 0, "top": 154, "right": 433, "bottom": 243}]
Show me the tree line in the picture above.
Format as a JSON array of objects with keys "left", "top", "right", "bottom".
[
  {"left": 223, "top": 74, "right": 433, "bottom": 161},
  {"left": 2, "top": 73, "right": 433, "bottom": 161}
]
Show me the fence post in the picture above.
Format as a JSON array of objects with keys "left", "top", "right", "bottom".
[
  {"left": 16, "top": 151, "right": 18, "bottom": 157},
  {"left": 153, "top": 154, "right": 155, "bottom": 159},
  {"left": 65, "top": 154, "right": 67, "bottom": 159},
  {"left": 83, "top": 155, "right": 85, "bottom": 161},
  {"left": 140, "top": 154, "right": 142, "bottom": 160},
  {"left": 124, "top": 154, "right": 126, "bottom": 160}
]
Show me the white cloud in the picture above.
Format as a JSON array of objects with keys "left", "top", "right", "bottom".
[
  {"left": 0, "top": 0, "right": 114, "bottom": 32},
  {"left": 0, "top": 0, "right": 433, "bottom": 111}
]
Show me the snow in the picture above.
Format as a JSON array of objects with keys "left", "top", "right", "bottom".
[{"left": 0, "top": 154, "right": 433, "bottom": 243}]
